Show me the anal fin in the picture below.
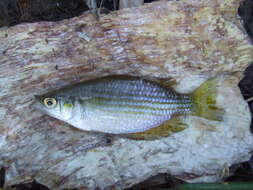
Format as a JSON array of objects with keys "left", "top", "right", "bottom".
[{"left": 123, "top": 116, "right": 188, "bottom": 140}]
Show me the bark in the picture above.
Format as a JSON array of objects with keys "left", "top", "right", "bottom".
[{"left": 0, "top": 0, "right": 253, "bottom": 189}]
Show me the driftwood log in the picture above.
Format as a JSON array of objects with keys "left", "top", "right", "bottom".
[{"left": 0, "top": 0, "right": 253, "bottom": 189}]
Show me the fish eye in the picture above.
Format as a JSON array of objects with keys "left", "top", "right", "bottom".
[{"left": 43, "top": 98, "right": 57, "bottom": 108}]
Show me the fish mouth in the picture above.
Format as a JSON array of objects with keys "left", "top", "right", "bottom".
[
  {"left": 32, "top": 96, "right": 46, "bottom": 113},
  {"left": 34, "top": 95, "right": 42, "bottom": 101}
]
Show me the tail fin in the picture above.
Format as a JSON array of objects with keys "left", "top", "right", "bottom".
[{"left": 191, "top": 78, "right": 224, "bottom": 121}]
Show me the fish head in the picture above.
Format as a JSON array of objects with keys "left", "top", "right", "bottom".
[{"left": 33, "top": 93, "right": 75, "bottom": 121}]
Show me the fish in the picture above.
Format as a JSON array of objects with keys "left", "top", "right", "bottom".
[{"left": 33, "top": 75, "right": 224, "bottom": 137}]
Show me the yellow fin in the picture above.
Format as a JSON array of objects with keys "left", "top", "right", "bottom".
[
  {"left": 191, "top": 78, "right": 224, "bottom": 121},
  {"left": 123, "top": 116, "right": 187, "bottom": 140}
]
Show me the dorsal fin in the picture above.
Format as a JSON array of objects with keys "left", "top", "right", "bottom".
[{"left": 141, "top": 77, "right": 177, "bottom": 90}]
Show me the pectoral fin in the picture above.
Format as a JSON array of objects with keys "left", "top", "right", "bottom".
[{"left": 123, "top": 116, "right": 187, "bottom": 140}]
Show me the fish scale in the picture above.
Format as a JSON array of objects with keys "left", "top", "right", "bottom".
[{"left": 70, "top": 78, "right": 193, "bottom": 133}]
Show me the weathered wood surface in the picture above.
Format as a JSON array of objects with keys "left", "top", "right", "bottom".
[{"left": 0, "top": 0, "right": 253, "bottom": 189}]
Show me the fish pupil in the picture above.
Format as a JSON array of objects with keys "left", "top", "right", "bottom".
[{"left": 47, "top": 100, "right": 53, "bottom": 106}]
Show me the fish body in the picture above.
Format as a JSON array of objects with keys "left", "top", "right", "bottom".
[{"left": 34, "top": 76, "right": 223, "bottom": 134}]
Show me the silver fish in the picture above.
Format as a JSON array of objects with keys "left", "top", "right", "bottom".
[{"left": 34, "top": 76, "right": 223, "bottom": 134}]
